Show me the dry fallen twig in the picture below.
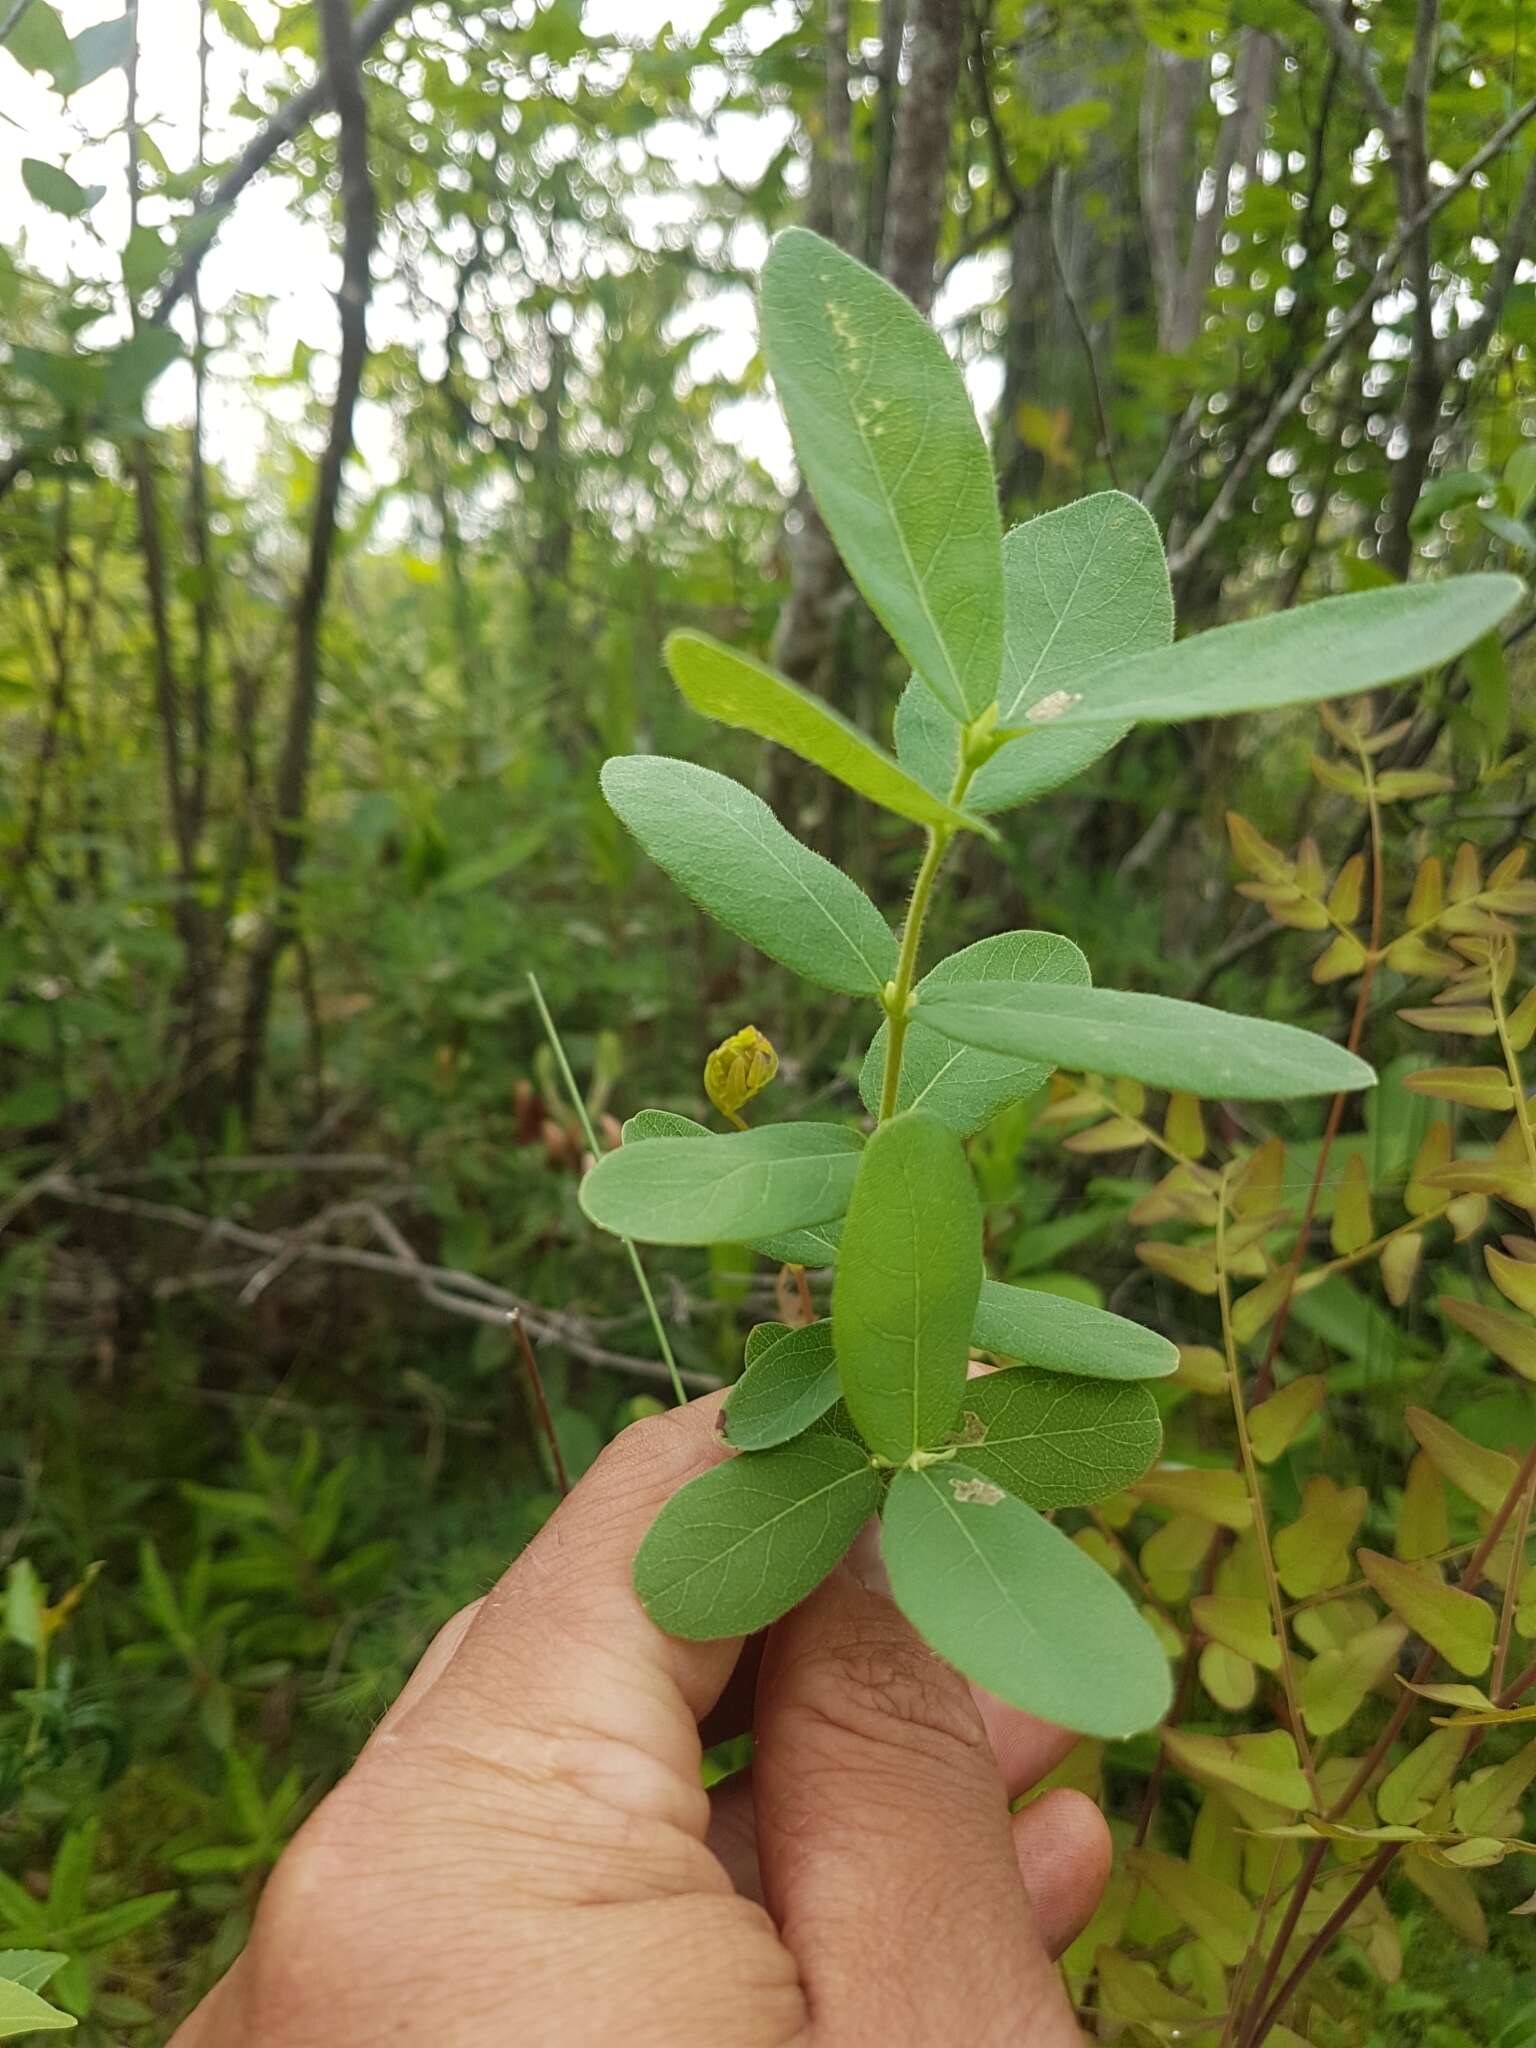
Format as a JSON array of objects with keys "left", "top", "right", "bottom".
[{"left": 39, "top": 1177, "right": 719, "bottom": 1393}]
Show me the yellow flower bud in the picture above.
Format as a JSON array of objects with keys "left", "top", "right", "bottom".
[{"left": 704, "top": 1025, "right": 779, "bottom": 1127}]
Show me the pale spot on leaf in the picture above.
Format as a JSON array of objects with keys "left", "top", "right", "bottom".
[
  {"left": 1026, "top": 689, "right": 1083, "bottom": 725},
  {"left": 950, "top": 1475, "right": 1005, "bottom": 1505}
]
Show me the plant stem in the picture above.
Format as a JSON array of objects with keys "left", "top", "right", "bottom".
[
  {"left": 1491, "top": 940, "right": 1536, "bottom": 1202},
  {"left": 1216, "top": 1181, "right": 1322, "bottom": 1807},
  {"left": 1492, "top": 1461, "right": 1536, "bottom": 1699},
  {"left": 1249, "top": 740, "right": 1382, "bottom": 1407},
  {"left": 1301, "top": 1197, "right": 1453, "bottom": 1286},
  {"left": 513, "top": 1310, "right": 571, "bottom": 1495},
  {"left": 1502, "top": 1648, "right": 1536, "bottom": 1706},
  {"left": 878, "top": 755, "right": 978, "bottom": 1123},
  {"left": 528, "top": 972, "right": 687, "bottom": 1406},
  {"left": 1245, "top": 1846, "right": 1396, "bottom": 2048},
  {"left": 878, "top": 826, "right": 951, "bottom": 1120},
  {"left": 1238, "top": 1433, "right": 1536, "bottom": 2045}
]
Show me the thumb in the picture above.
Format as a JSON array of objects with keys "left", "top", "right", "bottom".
[{"left": 751, "top": 1545, "right": 1088, "bottom": 2046}]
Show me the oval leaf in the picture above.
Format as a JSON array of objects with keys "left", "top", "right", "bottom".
[
  {"left": 882, "top": 1463, "right": 1172, "bottom": 1737},
  {"left": 970, "top": 494, "right": 1173, "bottom": 810},
  {"left": 723, "top": 1321, "right": 842, "bottom": 1450},
  {"left": 1023, "top": 575, "right": 1522, "bottom": 732},
  {"left": 0, "top": 1978, "right": 76, "bottom": 2032},
  {"left": 760, "top": 228, "right": 1003, "bottom": 723},
  {"left": 70, "top": 14, "right": 134, "bottom": 89},
  {"left": 893, "top": 495, "right": 1173, "bottom": 810},
  {"left": 917, "top": 981, "right": 1375, "bottom": 1100},
  {"left": 622, "top": 1108, "right": 710, "bottom": 1143},
  {"left": 601, "top": 755, "right": 896, "bottom": 995},
  {"left": 1358, "top": 1550, "right": 1495, "bottom": 1676},
  {"left": 580, "top": 1123, "right": 864, "bottom": 1245},
  {"left": 860, "top": 929, "right": 1090, "bottom": 1136},
  {"left": 665, "top": 630, "right": 985, "bottom": 835},
  {"left": 832, "top": 1111, "right": 982, "bottom": 1460},
  {"left": 634, "top": 1434, "right": 878, "bottom": 1639},
  {"left": 958, "top": 1366, "right": 1162, "bottom": 1508},
  {"left": 973, "top": 1279, "right": 1176, "bottom": 1380},
  {"left": 21, "top": 157, "right": 102, "bottom": 216},
  {"left": 750, "top": 1217, "right": 845, "bottom": 1268}
]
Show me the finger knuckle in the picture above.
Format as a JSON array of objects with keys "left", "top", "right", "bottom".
[{"left": 778, "top": 1626, "right": 983, "bottom": 1776}]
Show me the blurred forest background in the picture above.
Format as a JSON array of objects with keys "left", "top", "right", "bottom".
[{"left": 2, "top": 0, "right": 1536, "bottom": 2039}]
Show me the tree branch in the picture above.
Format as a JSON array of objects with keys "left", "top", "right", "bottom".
[
  {"left": 1294, "top": 0, "right": 1396, "bottom": 136},
  {"left": 39, "top": 1177, "right": 718, "bottom": 1392},
  {"left": 151, "top": 0, "right": 411, "bottom": 325},
  {"left": 823, "top": 0, "right": 857, "bottom": 253},
  {"left": 235, "top": 0, "right": 376, "bottom": 1118},
  {"left": 0, "top": 0, "right": 423, "bottom": 504},
  {"left": 879, "top": 0, "right": 964, "bottom": 312},
  {"left": 1379, "top": 0, "right": 1441, "bottom": 576},
  {"left": 1167, "top": 89, "right": 1536, "bottom": 575}
]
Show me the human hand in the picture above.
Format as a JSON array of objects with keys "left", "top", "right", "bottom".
[{"left": 172, "top": 1395, "right": 1109, "bottom": 2046}]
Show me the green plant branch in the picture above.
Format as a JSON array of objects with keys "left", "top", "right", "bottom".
[
  {"left": 877, "top": 750, "right": 979, "bottom": 1122},
  {"left": 1244, "top": 1844, "right": 1397, "bottom": 2048},
  {"left": 1223, "top": 1854, "right": 1290, "bottom": 2048},
  {"left": 1237, "top": 1432, "right": 1536, "bottom": 2047},
  {"left": 1491, "top": 942, "right": 1536, "bottom": 1203},
  {"left": 1503, "top": 1646, "right": 1536, "bottom": 1706},
  {"left": 1249, "top": 739, "right": 1383, "bottom": 1407},
  {"left": 1300, "top": 1196, "right": 1453, "bottom": 1285},
  {"left": 1070, "top": 1085, "right": 1225, "bottom": 1179},
  {"left": 1491, "top": 1461, "right": 1536, "bottom": 1699},
  {"left": 1283, "top": 1536, "right": 1480, "bottom": 1616},
  {"left": 528, "top": 972, "right": 687, "bottom": 1406},
  {"left": 1216, "top": 1179, "right": 1322, "bottom": 1808},
  {"left": 1369, "top": 878, "right": 1527, "bottom": 962}
]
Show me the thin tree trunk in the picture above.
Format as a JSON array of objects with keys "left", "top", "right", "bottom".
[
  {"left": 235, "top": 0, "right": 376, "bottom": 1122},
  {"left": 1140, "top": 46, "right": 1204, "bottom": 351},
  {"left": 823, "top": 0, "right": 856, "bottom": 254},
  {"left": 1380, "top": 0, "right": 1442, "bottom": 577},
  {"left": 878, "top": 0, "right": 964, "bottom": 312},
  {"left": 1164, "top": 30, "right": 1277, "bottom": 353}
]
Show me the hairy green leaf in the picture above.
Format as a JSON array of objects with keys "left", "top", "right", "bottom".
[
  {"left": 744, "top": 1321, "right": 791, "bottom": 1366},
  {"left": 894, "top": 495, "right": 1172, "bottom": 809},
  {"left": 860, "top": 929, "right": 1090, "bottom": 1135},
  {"left": 622, "top": 1109, "right": 710, "bottom": 1143},
  {"left": 760, "top": 228, "right": 1003, "bottom": 722},
  {"left": 918, "top": 981, "right": 1375, "bottom": 1100},
  {"left": 634, "top": 1435, "right": 878, "bottom": 1638},
  {"left": 958, "top": 1367, "right": 1162, "bottom": 1507},
  {"left": 972, "top": 1280, "right": 1178, "bottom": 1380},
  {"left": 580, "top": 1124, "right": 864, "bottom": 1245},
  {"left": 723, "top": 1321, "right": 841, "bottom": 1449},
  {"left": 970, "top": 494, "right": 1172, "bottom": 809},
  {"left": 601, "top": 755, "right": 896, "bottom": 995},
  {"left": 832, "top": 1111, "right": 982, "bottom": 1459},
  {"left": 882, "top": 1463, "right": 1172, "bottom": 1736},
  {"left": 665, "top": 630, "right": 987, "bottom": 835},
  {"left": 1018, "top": 575, "right": 1522, "bottom": 733},
  {"left": 751, "top": 1218, "right": 845, "bottom": 1267}
]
